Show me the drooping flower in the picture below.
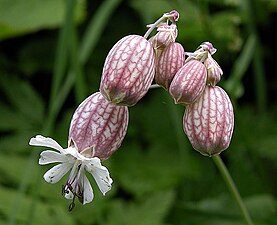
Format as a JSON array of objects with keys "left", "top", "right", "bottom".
[
  {"left": 29, "top": 92, "right": 129, "bottom": 210},
  {"left": 169, "top": 59, "right": 207, "bottom": 105},
  {"left": 147, "top": 10, "right": 179, "bottom": 51},
  {"left": 185, "top": 41, "right": 217, "bottom": 63},
  {"left": 185, "top": 41, "right": 223, "bottom": 86},
  {"left": 100, "top": 35, "right": 156, "bottom": 106},
  {"left": 69, "top": 92, "right": 129, "bottom": 160},
  {"left": 29, "top": 135, "right": 113, "bottom": 210},
  {"left": 149, "top": 23, "right": 178, "bottom": 50},
  {"left": 204, "top": 53, "right": 223, "bottom": 86},
  {"left": 183, "top": 85, "right": 234, "bottom": 156},
  {"left": 155, "top": 42, "right": 185, "bottom": 90}
]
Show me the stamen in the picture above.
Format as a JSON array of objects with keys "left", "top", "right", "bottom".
[
  {"left": 63, "top": 161, "right": 86, "bottom": 208},
  {"left": 76, "top": 186, "right": 84, "bottom": 203},
  {"left": 68, "top": 197, "right": 76, "bottom": 211},
  {"left": 61, "top": 185, "right": 65, "bottom": 196}
]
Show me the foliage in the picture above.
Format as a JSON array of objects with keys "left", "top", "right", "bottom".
[
  {"left": 0, "top": 0, "right": 277, "bottom": 224},
  {"left": 0, "top": 0, "right": 86, "bottom": 40}
]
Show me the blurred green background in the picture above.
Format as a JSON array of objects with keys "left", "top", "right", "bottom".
[{"left": 0, "top": 0, "right": 277, "bottom": 224}]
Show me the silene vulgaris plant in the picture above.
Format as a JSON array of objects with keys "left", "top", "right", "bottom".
[{"left": 29, "top": 10, "right": 253, "bottom": 225}]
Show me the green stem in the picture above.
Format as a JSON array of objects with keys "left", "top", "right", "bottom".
[
  {"left": 212, "top": 155, "right": 254, "bottom": 225},
  {"left": 224, "top": 34, "right": 256, "bottom": 100},
  {"left": 79, "top": 0, "right": 123, "bottom": 65},
  {"left": 68, "top": 23, "right": 86, "bottom": 102},
  {"left": 45, "top": 0, "right": 76, "bottom": 134}
]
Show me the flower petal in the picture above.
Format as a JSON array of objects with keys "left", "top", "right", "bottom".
[
  {"left": 85, "top": 158, "right": 113, "bottom": 195},
  {"left": 29, "top": 135, "right": 64, "bottom": 152},
  {"left": 82, "top": 175, "right": 94, "bottom": 204},
  {"left": 39, "top": 150, "right": 67, "bottom": 165},
  {"left": 43, "top": 163, "right": 72, "bottom": 183}
]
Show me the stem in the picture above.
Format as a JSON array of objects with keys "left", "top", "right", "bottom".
[
  {"left": 224, "top": 34, "right": 256, "bottom": 100},
  {"left": 44, "top": 0, "right": 76, "bottom": 134},
  {"left": 143, "top": 15, "right": 166, "bottom": 39},
  {"left": 143, "top": 10, "right": 179, "bottom": 39},
  {"left": 212, "top": 155, "right": 254, "bottom": 225},
  {"left": 79, "top": 0, "right": 123, "bottom": 64},
  {"left": 68, "top": 23, "right": 86, "bottom": 102}
]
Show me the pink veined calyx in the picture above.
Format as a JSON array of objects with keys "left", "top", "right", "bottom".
[
  {"left": 100, "top": 34, "right": 156, "bottom": 106},
  {"left": 29, "top": 92, "right": 128, "bottom": 210},
  {"left": 99, "top": 10, "right": 180, "bottom": 106},
  {"left": 169, "top": 59, "right": 207, "bottom": 105},
  {"left": 183, "top": 86, "right": 234, "bottom": 156},
  {"left": 155, "top": 42, "right": 185, "bottom": 90}
]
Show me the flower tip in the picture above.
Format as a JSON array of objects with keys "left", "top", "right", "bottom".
[
  {"left": 29, "top": 135, "right": 43, "bottom": 145},
  {"left": 98, "top": 175, "right": 113, "bottom": 196},
  {"left": 28, "top": 134, "right": 64, "bottom": 152},
  {"left": 29, "top": 138, "right": 35, "bottom": 145}
]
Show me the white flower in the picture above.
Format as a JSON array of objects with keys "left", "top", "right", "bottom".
[{"left": 29, "top": 135, "right": 113, "bottom": 210}]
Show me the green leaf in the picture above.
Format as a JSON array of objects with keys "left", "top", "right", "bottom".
[
  {"left": 111, "top": 143, "right": 191, "bottom": 198},
  {"left": 18, "top": 38, "right": 56, "bottom": 76},
  {"left": 0, "top": 0, "right": 86, "bottom": 40},
  {"left": 0, "top": 153, "right": 36, "bottom": 185},
  {"left": 245, "top": 194, "right": 277, "bottom": 221},
  {"left": 225, "top": 34, "right": 256, "bottom": 99},
  {"left": 0, "top": 102, "right": 29, "bottom": 131},
  {"left": 0, "top": 186, "right": 74, "bottom": 225},
  {"left": 254, "top": 135, "right": 277, "bottom": 159},
  {"left": 210, "top": 11, "right": 243, "bottom": 52},
  {"left": 105, "top": 190, "right": 175, "bottom": 225},
  {"left": 172, "top": 193, "right": 277, "bottom": 224},
  {"left": 0, "top": 74, "right": 45, "bottom": 125},
  {"left": 232, "top": 107, "right": 277, "bottom": 160},
  {"left": 174, "top": 195, "right": 244, "bottom": 225},
  {"left": 0, "top": 132, "right": 37, "bottom": 153},
  {"left": 183, "top": 195, "right": 239, "bottom": 216}
]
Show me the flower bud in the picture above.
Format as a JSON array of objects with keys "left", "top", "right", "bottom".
[
  {"left": 169, "top": 59, "right": 207, "bottom": 105},
  {"left": 100, "top": 35, "right": 155, "bottom": 106},
  {"left": 69, "top": 92, "right": 129, "bottom": 160},
  {"left": 183, "top": 86, "right": 234, "bottom": 156},
  {"left": 197, "top": 41, "right": 217, "bottom": 55},
  {"left": 164, "top": 10, "right": 180, "bottom": 23},
  {"left": 204, "top": 55, "right": 223, "bottom": 86},
  {"left": 155, "top": 42, "right": 185, "bottom": 90},
  {"left": 185, "top": 41, "right": 217, "bottom": 63},
  {"left": 149, "top": 23, "right": 178, "bottom": 50}
]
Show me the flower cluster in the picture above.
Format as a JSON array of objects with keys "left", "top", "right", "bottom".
[
  {"left": 146, "top": 12, "right": 234, "bottom": 156},
  {"left": 182, "top": 44, "right": 233, "bottom": 156},
  {"left": 165, "top": 41, "right": 234, "bottom": 156},
  {"left": 29, "top": 9, "right": 234, "bottom": 210}
]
